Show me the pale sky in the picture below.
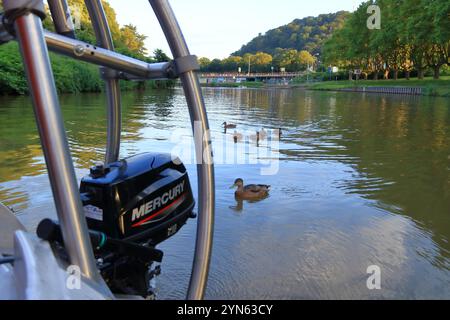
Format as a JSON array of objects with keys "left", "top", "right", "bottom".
[{"left": 107, "top": 0, "right": 365, "bottom": 59}]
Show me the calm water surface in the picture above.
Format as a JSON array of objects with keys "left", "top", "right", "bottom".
[{"left": 0, "top": 87, "right": 449, "bottom": 299}]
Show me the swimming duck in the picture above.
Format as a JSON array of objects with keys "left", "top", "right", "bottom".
[
  {"left": 249, "top": 131, "right": 260, "bottom": 144},
  {"left": 233, "top": 131, "right": 243, "bottom": 143},
  {"left": 259, "top": 128, "right": 267, "bottom": 140},
  {"left": 272, "top": 128, "right": 282, "bottom": 139},
  {"left": 222, "top": 122, "right": 237, "bottom": 129},
  {"left": 230, "top": 178, "right": 271, "bottom": 200}
]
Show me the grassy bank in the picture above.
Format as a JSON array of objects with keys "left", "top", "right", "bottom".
[{"left": 304, "top": 76, "right": 450, "bottom": 97}]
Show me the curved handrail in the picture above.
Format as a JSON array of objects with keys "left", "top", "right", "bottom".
[
  {"left": 149, "top": 0, "right": 216, "bottom": 300},
  {"left": 3, "top": 0, "right": 101, "bottom": 283},
  {"left": 47, "top": 0, "right": 76, "bottom": 38},
  {"left": 2, "top": 0, "right": 214, "bottom": 301},
  {"left": 85, "top": 0, "right": 122, "bottom": 164}
]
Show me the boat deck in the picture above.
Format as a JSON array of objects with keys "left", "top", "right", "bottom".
[{"left": 0, "top": 203, "right": 25, "bottom": 255}]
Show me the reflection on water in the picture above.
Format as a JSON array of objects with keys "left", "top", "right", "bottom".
[{"left": 0, "top": 87, "right": 449, "bottom": 299}]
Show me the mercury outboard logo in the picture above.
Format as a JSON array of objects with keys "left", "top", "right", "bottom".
[{"left": 131, "top": 181, "right": 186, "bottom": 227}]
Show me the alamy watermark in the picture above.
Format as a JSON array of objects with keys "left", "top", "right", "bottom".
[
  {"left": 367, "top": 5, "right": 381, "bottom": 30},
  {"left": 169, "top": 122, "right": 281, "bottom": 176},
  {"left": 66, "top": 265, "right": 81, "bottom": 290},
  {"left": 366, "top": 265, "right": 381, "bottom": 290}
]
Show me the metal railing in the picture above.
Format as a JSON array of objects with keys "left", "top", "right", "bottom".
[
  {"left": 1, "top": 0, "right": 214, "bottom": 300},
  {"left": 200, "top": 72, "right": 303, "bottom": 78}
]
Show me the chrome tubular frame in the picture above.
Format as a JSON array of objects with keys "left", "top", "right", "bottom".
[
  {"left": 1, "top": 0, "right": 215, "bottom": 300},
  {"left": 85, "top": 0, "right": 122, "bottom": 164},
  {"left": 150, "top": 0, "right": 215, "bottom": 300},
  {"left": 3, "top": 0, "right": 101, "bottom": 282},
  {"left": 0, "top": 19, "right": 174, "bottom": 79},
  {"left": 44, "top": 31, "right": 173, "bottom": 79},
  {"left": 47, "top": 0, "right": 76, "bottom": 38}
]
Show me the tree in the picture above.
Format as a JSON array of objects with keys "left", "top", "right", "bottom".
[
  {"left": 322, "top": 28, "right": 352, "bottom": 72},
  {"left": 426, "top": 0, "right": 450, "bottom": 78},
  {"left": 233, "top": 12, "right": 349, "bottom": 56},
  {"left": 0, "top": 0, "right": 175, "bottom": 95},
  {"left": 118, "top": 24, "right": 147, "bottom": 57},
  {"left": 198, "top": 57, "right": 212, "bottom": 71},
  {"left": 208, "top": 59, "right": 223, "bottom": 72},
  {"left": 273, "top": 49, "right": 316, "bottom": 72},
  {"left": 221, "top": 56, "right": 244, "bottom": 72},
  {"left": 252, "top": 52, "right": 273, "bottom": 72},
  {"left": 153, "top": 49, "right": 171, "bottom": 62},
  {"left": 322, "top": 0, "right": 450, "bottom": 80},
  {"left": 297, "top": 50, "right": 316, "bottom": 71}
]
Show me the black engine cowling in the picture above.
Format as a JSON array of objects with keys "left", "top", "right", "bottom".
[
  {"left": 72, "top": 153, "right": 196, "bottom": 297},
  {"left": 80, "top": 153, "right": 195, "bottom": 245},
  {"left": 37, "top": 153, "right": 195, "bottom": 297}
]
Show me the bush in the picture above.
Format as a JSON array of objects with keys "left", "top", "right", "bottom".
[
  {"left": 0, "top": 42, "right": 174, "bottom": 95},
  {"left": 0, "top": 43, "right": 28, "bottom": 95},
  {"left": 440, "top": 65, "right": 450, "bottom": 76},
  {"left": 293, "top": 71, "right": 348, "bottom": 83}
]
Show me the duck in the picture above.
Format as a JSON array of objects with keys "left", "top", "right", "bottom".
[
  {"left": 222, "top": 122, "right": 237, "bottom": 129},
  {"left": 232, "top": 131, "right": 243, "bottom": 143},
  {"left": 249, "top": 131, "right": 260, "bottom": 144},
  {"left": 259, "top": 128, "right": 267, "bottom": 140},
  {"left": 272, "top": 128, "right": 282, "bottom": 139},
  {"left": 230, "top": 178, "right": 271, "bottom": 201}
]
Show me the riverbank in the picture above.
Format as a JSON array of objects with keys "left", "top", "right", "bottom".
[{"left": 304, "top": 77, "right": 450, "bottom": 97}]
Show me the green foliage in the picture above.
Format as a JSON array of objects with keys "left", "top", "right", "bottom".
[
  {"left": 199, "top": 11, "right": 345, "bottom": 73},
  {"left": 0, "top": 43, "right": 103, "bottom": 95},
  {"left": 293, "top": 71, "right": 348, "bottom": 83},
  {"left": 199, "top": 57, "right": 212, "bottom": 71},
  {"left": 233, "top": 12, "right": 349, "bottom": 56},
  {"left": 0, "top": 0, "right": 173, "bottom": 95},
  {"left": 153, "top": 49, "right": 171, "bottom": 63},
  {"left": 322, "top": 0, "right": 450, "bottom": 80},
  {"left": 50, "top": 52, "right": 103, "bottom": 94},
  {"left": 0, "top": 43, "right": 28, "bottom": 95},
  {"left": 273, "top": 49, "right": 316, "bottom": 72},
  {"left": 200, "top": 49, "right": 316, "bottom": 73}
]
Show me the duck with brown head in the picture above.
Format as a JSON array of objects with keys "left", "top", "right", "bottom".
[
  {"left": 230, "top": 178, "right": 271, "bottom": 201},
  {"left": 222, "top": 122, "right": 237, "bottom": 129}
]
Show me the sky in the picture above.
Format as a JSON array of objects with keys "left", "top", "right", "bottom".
[{"left": 107, "top": 0, "right": 366, "bottom": 59}]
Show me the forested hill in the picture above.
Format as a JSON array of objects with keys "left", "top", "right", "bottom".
[{"left": 233, "top": 11, "right": 349, "bottom": 56}]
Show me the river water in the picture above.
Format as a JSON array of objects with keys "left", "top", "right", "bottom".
[{"left": 0, "top": 87, "right": 449, "bottom": 299}]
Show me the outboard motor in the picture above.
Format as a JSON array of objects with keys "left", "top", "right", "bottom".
[
  {"left": 38, "top": 153, "right": 196, "bottom": 298},
  {"left": 80, "top": 153, "right": 195, "bottom": 243}
]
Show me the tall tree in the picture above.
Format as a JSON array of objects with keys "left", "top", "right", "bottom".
[
  {"left": 118, "top": 24, "right": 147, "bottom": 57},
  {"left": 153, "top": 49, "right": 171, "bottom": 63},
  {"left": 297, "top": 50, "right": 316, "bottom": 71},
  {"left": 198, "top": 57, "right": 212, "bottom": 71}
]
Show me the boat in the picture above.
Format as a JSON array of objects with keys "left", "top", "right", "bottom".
[{"left": 0, "top": 0, "right": 215, "bottom": 300}]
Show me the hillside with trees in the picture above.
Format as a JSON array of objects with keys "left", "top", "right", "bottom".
[
  {"left": 322, "top": 0, "right": 450, "bottom": 80},
  {"left": 233, "top": 11, "right": 349, "bottom": 57},
  {"left": 198, "top": 11, "right": 349, "bottom": 74},
  {"left": 0, "top": 0, "right": 172, "bottom": 95}
]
